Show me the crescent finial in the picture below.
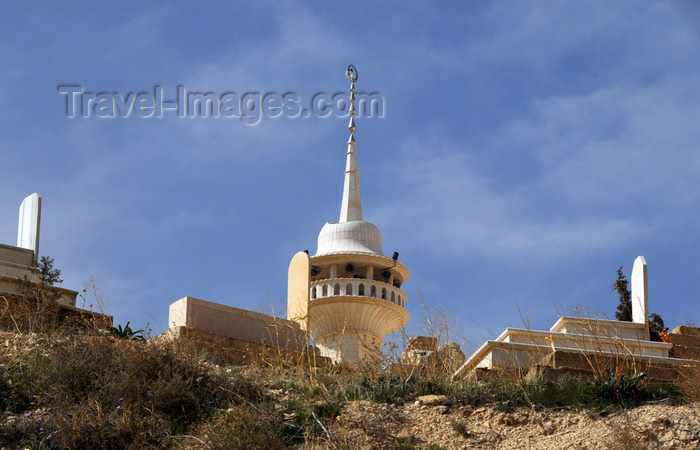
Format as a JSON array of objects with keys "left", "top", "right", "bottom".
[{"left": 346, "top": 64, "right": 358, "bottom": 83}]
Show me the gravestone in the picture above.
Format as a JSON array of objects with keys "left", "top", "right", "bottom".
[
  {"left": 17, "top": 193, "right": 41, "bottom": 264},
  {"left": 631, "top": 255, "right": 649, "bottom": 340}
]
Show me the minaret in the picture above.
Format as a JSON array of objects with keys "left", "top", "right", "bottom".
[{"left": 290, "top": 65, "right": 410, "bottom": 363}]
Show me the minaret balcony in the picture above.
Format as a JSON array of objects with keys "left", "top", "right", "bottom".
[{"left": 310, "top": 277, "right": 406, "bottom": 307}]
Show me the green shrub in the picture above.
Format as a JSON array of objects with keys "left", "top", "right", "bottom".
[
  {"left": 0, "top": 368, "right": 34, "bottom": 413},
  {"left": 593, "top": 370, "right": 646, "bottom": 403},
  {"left": 107, "top": 321, "right": 146, "bottom": 341}
]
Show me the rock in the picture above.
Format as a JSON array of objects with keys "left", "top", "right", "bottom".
[
  {"left": 402, "top": 337, "right": 438, "bottom": 365},
  {"left": 642, "top": 429, "right": 657, "bottom": 442},
  {"left": 653, "top": 417, "right": 672, "bottom": 428},
  {"left": 417, "top": 394, "right": 448, "bottom": 406},
  {"left": 395, "top": 430, "right": 413, "bottom": 440},
  {"left": 460, "top": 405, "right": 474, "bottom": 417},
  {"left": 541, "top": 421, "right": 556, "bottom": 436},
  {"left": 500, "top": 413, "right": 515, "bottom": 426},
  {"left": 395, "top": 430, "right": 417, "bottom": 446},
  {"left": 437, "top": 342, "right": 467, "bottom": 371},
  {"left": 435, "top": 405, "right": 449, "bottom": 414}
]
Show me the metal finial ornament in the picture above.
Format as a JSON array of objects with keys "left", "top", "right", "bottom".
[{"left": 347, "top": 65, "right": 358, "bottom": 140}]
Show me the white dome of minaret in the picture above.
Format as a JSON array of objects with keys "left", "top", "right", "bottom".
[{"left": 287, "top": 65, "right": 410, "bottom": 363}]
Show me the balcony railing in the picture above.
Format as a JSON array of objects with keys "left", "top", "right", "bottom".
[{"left": 310, "top": 277, "right": 406, "bottom": 307}]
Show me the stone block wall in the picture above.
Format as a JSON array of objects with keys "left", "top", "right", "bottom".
[{"left": 670, "top": 326, "right": 700, "bottom": 361}]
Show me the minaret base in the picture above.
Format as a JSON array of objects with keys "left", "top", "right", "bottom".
[{"left": 316, "top": 331, "right": 382, "bottom": 364}]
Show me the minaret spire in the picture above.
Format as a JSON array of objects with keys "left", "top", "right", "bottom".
[{"left": 339, "top": 64, "right": 362, "bottom": 223}]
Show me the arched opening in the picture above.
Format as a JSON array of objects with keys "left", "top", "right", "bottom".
[
  {"left": 346, "top": 283, "right": 353, "bottom": 295},
  {"left": 358, "top": 283, "right": 365, "bottom": 296},
  {"left": 381, "top": 288, "right": 387, "bottom": 300},
  {"left": 391, "top": 291, "right": 395, "bottom": 303},
  {"left": 370, "top": 285, "right": 377, "bottom": 297},
  {"left": 333, "top": 283, "right": 340, "bottom": 296},
  {"left": 311, "top": 287, "right": 317, "bottom": 299},
  {"left": 322, "top": 284, "right": 328, "bottom": 297}
]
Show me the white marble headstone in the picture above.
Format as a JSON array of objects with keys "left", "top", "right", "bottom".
[
  {"left": 17, "top": 193, "right": 41, "bottom": 264},
  {"left": 631, "top": 255, "right": 648, "bottom": 326}
]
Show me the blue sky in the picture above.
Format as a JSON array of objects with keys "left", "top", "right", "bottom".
[{"left": 2, "top": 2, "right": 700, "bottom": 352}]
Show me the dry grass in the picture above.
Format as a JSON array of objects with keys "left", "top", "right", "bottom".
[
  {"left": 0, "top": 270, "right": 111, "bottom": 338},
  {"left": 0, "top": 331, "right": 265, "bottom": 449},
  {"left": 0, "top": 294, "right": 62, "bottom": 335},
  {"left": 0, "top": 293, "right": 689, "bottom": 448}
]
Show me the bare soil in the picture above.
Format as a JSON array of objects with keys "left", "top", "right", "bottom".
[{"left": 329, "top": 398, "right": 700, "bottom": 449}]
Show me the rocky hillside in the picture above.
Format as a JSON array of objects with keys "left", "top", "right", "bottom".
[{"left": 1, "top": 330, "right": 699, "bottom": 449}]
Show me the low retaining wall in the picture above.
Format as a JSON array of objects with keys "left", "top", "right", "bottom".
[
  {"left": 168, "top": 296, "right": 307, "bottom": 351},
  {"left": 158, "top": 326, "right": 328, "bottom": 366}
]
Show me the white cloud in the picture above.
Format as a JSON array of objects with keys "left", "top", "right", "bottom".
[
  {"left": 374, "top": 139, "right": 653, "bottom": 263},
  {"left": 511, "top": 76, "right": 700, "bottom": 208},
  {"left": 375, "top": 70, "right": 700, "bottom": 264}
]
